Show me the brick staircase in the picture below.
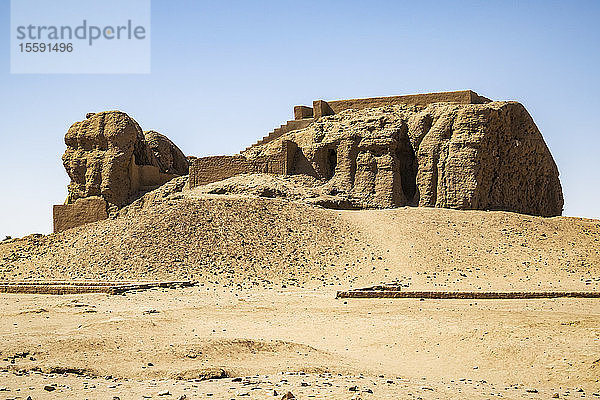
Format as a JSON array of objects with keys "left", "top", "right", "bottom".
[{"left": 242, "top": 117, "right": 314, "bottom": 153}]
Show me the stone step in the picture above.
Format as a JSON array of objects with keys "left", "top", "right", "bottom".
[{"left": 242, "top": 118, "right": 314, "bottom": 153}]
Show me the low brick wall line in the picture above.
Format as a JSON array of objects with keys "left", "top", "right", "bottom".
[
  {"left": 336, "top": 290, "right": 600, "bottom": 299},
  {"left": 0, "top": 281, "right": 195, "bottom": 295}
]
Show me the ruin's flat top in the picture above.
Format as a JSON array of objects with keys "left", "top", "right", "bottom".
[{"left": 324, "top": 90, "right": 491, "bottom": 110}]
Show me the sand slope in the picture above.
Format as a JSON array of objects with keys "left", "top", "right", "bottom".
[{"left": 1, "top": 179, "right": 599, "bottom": 291}]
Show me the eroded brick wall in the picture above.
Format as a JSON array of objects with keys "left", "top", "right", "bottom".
[
  {"left": 189, "top": 155, "right": 254, "bottom": 187},
  {"left": 312, "top": 90, "right": 491, "bottom": 118},
  {"left": 53, "top": 196, "right": 108, "bottom": 233},
  {"left": 189, "top": 141, "right": 297, "bottom": 188}
]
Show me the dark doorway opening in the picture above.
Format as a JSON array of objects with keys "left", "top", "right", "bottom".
[
  {"left": 327, "top": 148, "right": 337, "bottom": 179},
  {"left": 397, "top": 139, "right": 417, "bottom": 205}
]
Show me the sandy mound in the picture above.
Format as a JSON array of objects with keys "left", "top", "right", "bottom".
[
  {"left": 197, "top": 173, "right": 322, "bottom": 200},
  {"left": 196, "top": 173, "right": 366, "bottom": 209},
  {"left": 1, "top": 175, "right": 599, "bottom": 291},
  {"left": 4, "top": 335, "right": 340, "bottom": 380},
  {"left": 0, "top": 177, "right": 369, "bottom": 287}
]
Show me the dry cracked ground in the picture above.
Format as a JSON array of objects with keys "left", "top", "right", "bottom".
[{"left": 0, "top": 183, "right": 599, "bottom": 399}]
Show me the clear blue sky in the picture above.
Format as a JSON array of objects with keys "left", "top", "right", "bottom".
[{"left": 1, "top": 0, "right": 599, "bottom": 238}]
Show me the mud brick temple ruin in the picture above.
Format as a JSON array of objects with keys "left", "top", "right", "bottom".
[{"left": 53, "top": 90, "right": 564, "bottom": 232}]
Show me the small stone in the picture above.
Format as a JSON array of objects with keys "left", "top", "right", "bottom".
[
  {"left": 157, "top": 390, "right": 170, "bottom": 396},
  {"left": 349, "top": 386, "right": 358, "bottom": 392},
  {"left": 281, "top": 392, "right": 295, "bottom": 399},
  {"left": 44, "top": 385, "right": 56, "bottom": 392},
  {"left": 552, "top": 393, "right": 560, "bottom": 398},
  {"left": 526, "top": 388, "right": 538, "bottom": 393}
]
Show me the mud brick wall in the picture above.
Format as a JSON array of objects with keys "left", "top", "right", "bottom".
[
  {"left": 294, "top": 105, "right": 313, "bottom": 120},
  {"left": 252, "top": 155, "right": 285, "bottom": 174},
  {"left": 189, "top": 155, "right": 254, "bottom": 187},
  {"left": 252, "top": 141, "right": 298, "bottom": 174},
  {"left": 0, "top": 281, "right": 194, "bottom": 295},
  {"left": 190, "top": 141, "right": 297, "bottom": 188},
  {"left": 312, "top": 90, "right": 491, "bottom": 118},
  {"left": 53, "top": 196, "right": 108, "bottom": 233},
  {"left": 336, "top": 290, "right": 600, "bottom": 299}
]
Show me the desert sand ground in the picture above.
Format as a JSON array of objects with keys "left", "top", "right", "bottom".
[
  {"left": 1, "top": 188, "right": 599, "bottom": 399},
  {"left": 0, "top": 286, "right": 598, "bottom": 399}
]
